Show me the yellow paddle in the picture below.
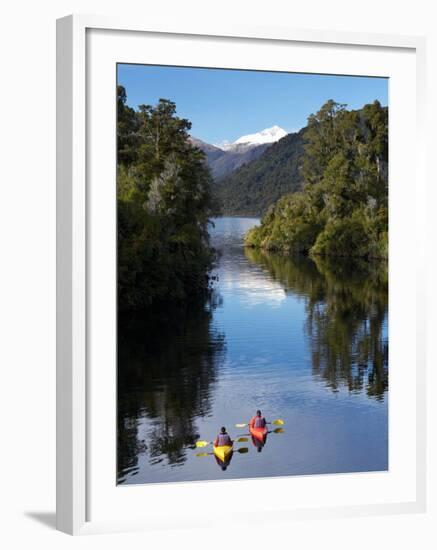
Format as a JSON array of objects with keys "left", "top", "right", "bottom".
[{"left": 195, "top": 436, "right": 248, "bottom": 448}]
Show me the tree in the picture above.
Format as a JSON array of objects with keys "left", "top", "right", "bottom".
[
  {"left": 302, "top": 100, "right": 348, "bottom": 185},
  {"left": 117, "top": 85, "right": 140, "bottom": 165},
  {"left": 246, "top": 100, "right": 388, "bottom": 260},
  {"left": 117, "top": 87, "right": 215, "bottom": 311}
]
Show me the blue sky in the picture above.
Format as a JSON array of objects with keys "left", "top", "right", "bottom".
[{"left": 118, "top": 64, "right": 388, "bottom": 145}]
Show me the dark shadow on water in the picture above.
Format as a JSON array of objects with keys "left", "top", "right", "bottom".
[
  {"left": 117, "top": 293, "right": 226, "bottom": 483},
  {"left": 25, "top": 511, "right": 56, "bottom": 530}
]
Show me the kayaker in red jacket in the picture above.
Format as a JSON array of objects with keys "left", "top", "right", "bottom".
[
  {"left": 249, "top": 410, "right": 267, "bottom": 429},
  {"left": 214, "top": 426, "right": 233, "bottom": 447}
]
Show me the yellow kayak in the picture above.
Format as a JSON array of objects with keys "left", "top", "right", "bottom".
[{"left": 213, "top": 444, "right": 233, "bottom": 462}]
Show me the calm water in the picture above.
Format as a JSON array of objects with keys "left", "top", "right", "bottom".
[{"left": 118, "top": 217, "right": 388, "bottom": 484}]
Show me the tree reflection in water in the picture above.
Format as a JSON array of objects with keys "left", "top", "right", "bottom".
[
  {"left": 118, "top": 247, "right": 388, "bottom": 484},
  {"left": 117, "top": 294, "right": 226, "bottom": 483},
  {"left": 245, "top": 249, "right": 388, "bottom": 400}
]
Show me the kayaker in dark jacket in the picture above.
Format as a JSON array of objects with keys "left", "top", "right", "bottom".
[
  {"left": 249, "top": 410, "right": 267, "bottom": 429},
  {"left": 214, "top": 426, "right": 233, "bottom": 447}
]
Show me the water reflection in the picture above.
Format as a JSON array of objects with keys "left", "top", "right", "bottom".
[
  {"left": 251, "top": 433, "right": 268, "bottom": 452},
  {"left": 245, "top": 249, "right": 388, "bottom": 399},
  {"left": 118, "top": 217, "right": 388, "bottom": 484},
  {"left": 117, "top": 302, "right": 226, "bottom": 482},
  {"left": 214, "top": 452, "right": 234, "bottom": 471}
]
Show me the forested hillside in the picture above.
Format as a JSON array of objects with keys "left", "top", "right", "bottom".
[
  {"left": 117, "top": 86, "right": 215, "bottom": 312},
  {"left": 245, "top": 100, "right": 388, "bottom": 260},
  {"left": 214, "top": 130, "right": 305, "bottom": 216}
]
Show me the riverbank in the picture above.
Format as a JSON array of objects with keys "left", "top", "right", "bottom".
[{"left": 244, "top": 195, "right": 388, "bottom": 262}]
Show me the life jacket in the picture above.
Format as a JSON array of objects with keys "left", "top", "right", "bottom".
[
  {"left": 254, "top": 416, "right": 266, "bottom": 429},
  {"left": 217, "top": 433, "right": 232, "bottom": 446}
]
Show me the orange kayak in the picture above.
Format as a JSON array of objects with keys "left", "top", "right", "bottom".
[{"left": 249, "top": 425, "right": 268, "bottom": 442}]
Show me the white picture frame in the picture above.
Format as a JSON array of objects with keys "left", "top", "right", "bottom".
[{"left": 56, "top": 14, "right": 427, "bottom": 535}]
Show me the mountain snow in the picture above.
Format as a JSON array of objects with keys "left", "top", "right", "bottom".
[
  {"left": 234, "top": 125, "right": 287, "bottom": 145},
  {"left": 216, "top": 125, "right": 287, "bottom": 151},
  {"left": 190, "top": 126, "right": 288, "bottom": 179}
]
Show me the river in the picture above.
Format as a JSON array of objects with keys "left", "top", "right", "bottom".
[{"left": 117, "top": 217, "right": 388, "bottom": 484}]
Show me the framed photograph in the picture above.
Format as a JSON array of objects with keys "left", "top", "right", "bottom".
[{"left": 56, "top": 15, "right": 427, "bottom": 535}]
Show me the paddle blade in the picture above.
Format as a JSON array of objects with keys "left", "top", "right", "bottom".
[
  {"left": 272, "top": 419, "right": 285, "bottom": 425},
  {"left": 235, "top": 423, "right": 247, "bottom": 428},
  {"left": 236, "top": 437, "right": 248, "bottom": 443},
  {"left": 196, "top": 452, "right": 209, "bottom": 457},
  {"left": 195, "top": 440, "right": 210, "bottom": 448},
  {"left": 236, "top": 447, "right": 249, "bottom": 454},
  {"left": 273, "top": 427, "right": 284, "bottom": 434}
]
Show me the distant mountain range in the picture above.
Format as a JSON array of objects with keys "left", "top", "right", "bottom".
[
  {"left": 214, "top": 129, "right": 305, "bottom": 216},
  {"left": 190, "top": 103, "right": 387, "bottom": 218},
  {"left": 189, "top": 125, "right": 287, "bottom": 180},
  {"left": 190, "top": 125, "right": 305, "bottom": 217}
]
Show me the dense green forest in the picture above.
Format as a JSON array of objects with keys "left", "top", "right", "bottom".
[
  {"left": 245, "top": 100, "right": 388, "bottom": 260},
  {"left": 117, "top": 86, "right": 215, "bottom": 312},
  {"left": 117, "top": 91, "right": 388, "bottom": 313},
  {"left": 214, "top": 130, "right": 305, "bottom": 216}
]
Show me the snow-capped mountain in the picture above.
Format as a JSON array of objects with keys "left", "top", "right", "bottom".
[
  {"left": 217, "top": 125, "right": 287, "bottom": 151},
  {"left": 189, "top": 125, "right": 288, "bottom": 180}
]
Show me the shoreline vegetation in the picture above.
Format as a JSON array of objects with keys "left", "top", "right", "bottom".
[
  {"left": 117, "top": 85, "right": 216, "bottom": 314},
  {"left": 244, "top": 100, "right": 388, "bottom": 262}
]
